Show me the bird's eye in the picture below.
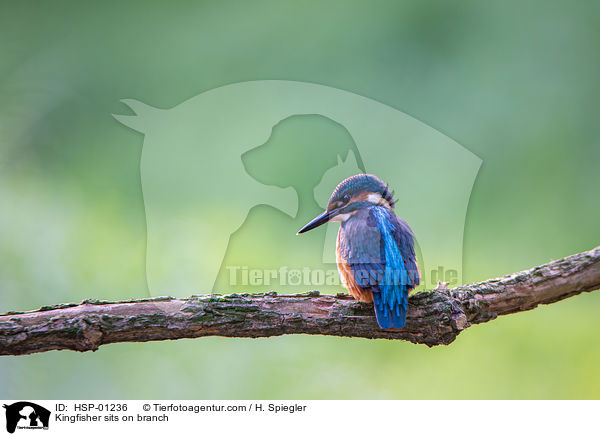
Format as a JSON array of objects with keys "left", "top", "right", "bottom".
[{"left": 342, "top": 194, "right": 351, "bottom": 203}]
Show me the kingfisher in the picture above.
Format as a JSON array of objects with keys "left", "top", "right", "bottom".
[{"left": 297, "top": 174, "right": 420, "bottom": 329}]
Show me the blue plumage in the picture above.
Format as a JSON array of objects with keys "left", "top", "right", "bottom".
[
  {"left": 297, "top": 174, "right": 420, "bottom": 329},
  {"left": 370, "top": 206, "right": 412, "bottom": 328},
  {"left": 338, "top": 206, "right": 417, "bottom": 328}
]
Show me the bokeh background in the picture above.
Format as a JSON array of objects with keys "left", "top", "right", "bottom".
[{"left": 1, "top": 0, "right": 599, "bottom": 399}]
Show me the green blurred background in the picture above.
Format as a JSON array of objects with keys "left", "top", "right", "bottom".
[{"left": 1, "top": 0, "right": 599, "bottom": 399}]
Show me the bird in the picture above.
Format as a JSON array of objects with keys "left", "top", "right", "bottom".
[{"left": 297, "top": 174, "right": 420, "bottom": 329}]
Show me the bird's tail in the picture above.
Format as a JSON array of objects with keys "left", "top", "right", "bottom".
[
  {"left": 370, "top": 206, "right": 411, "bottom": 329},
  {"left": 372, "top": 290, "right": 407, "bottom": 329}
]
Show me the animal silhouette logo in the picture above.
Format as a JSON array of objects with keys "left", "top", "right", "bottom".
[
  {"left": 114, "top": 80, "right": 481, "bottom": 294},
  {"left": 3, "top": 402, "right": 50, "bottom": 433}
]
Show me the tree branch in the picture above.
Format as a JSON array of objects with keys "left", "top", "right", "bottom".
[{"left": 1, "top": 246, "right": 599, "bottom": 355}]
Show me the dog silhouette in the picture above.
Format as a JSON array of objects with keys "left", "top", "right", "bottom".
[
  {"left": 114, "top": 81, "right": 480, "bottom": 293},
  {"left": 3, "top": 402, "right": 50, "bottom": 434}
]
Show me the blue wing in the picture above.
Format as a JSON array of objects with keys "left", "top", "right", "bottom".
[
  {"left": 338, "top": 206, "right": 419, "bottom": 329},
  {"left": 390, "top": 214, "right": 420, "bottom": 289}
]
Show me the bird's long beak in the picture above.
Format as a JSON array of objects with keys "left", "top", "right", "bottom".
[{"left": 296, "top": 209, "right": 338, "bottom": 235}]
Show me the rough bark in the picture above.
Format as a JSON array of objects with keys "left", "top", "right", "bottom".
[{"left": 1, "top": 246, "right": 599, "bottom": 355}]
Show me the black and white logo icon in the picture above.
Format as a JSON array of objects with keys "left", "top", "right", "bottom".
[{"left": 3, "top": 402, "right": 50, "bottom": 434}]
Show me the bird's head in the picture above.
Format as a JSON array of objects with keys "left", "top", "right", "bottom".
[{"left": 297, "top": 174, "right": 394, "bottom": 234}]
